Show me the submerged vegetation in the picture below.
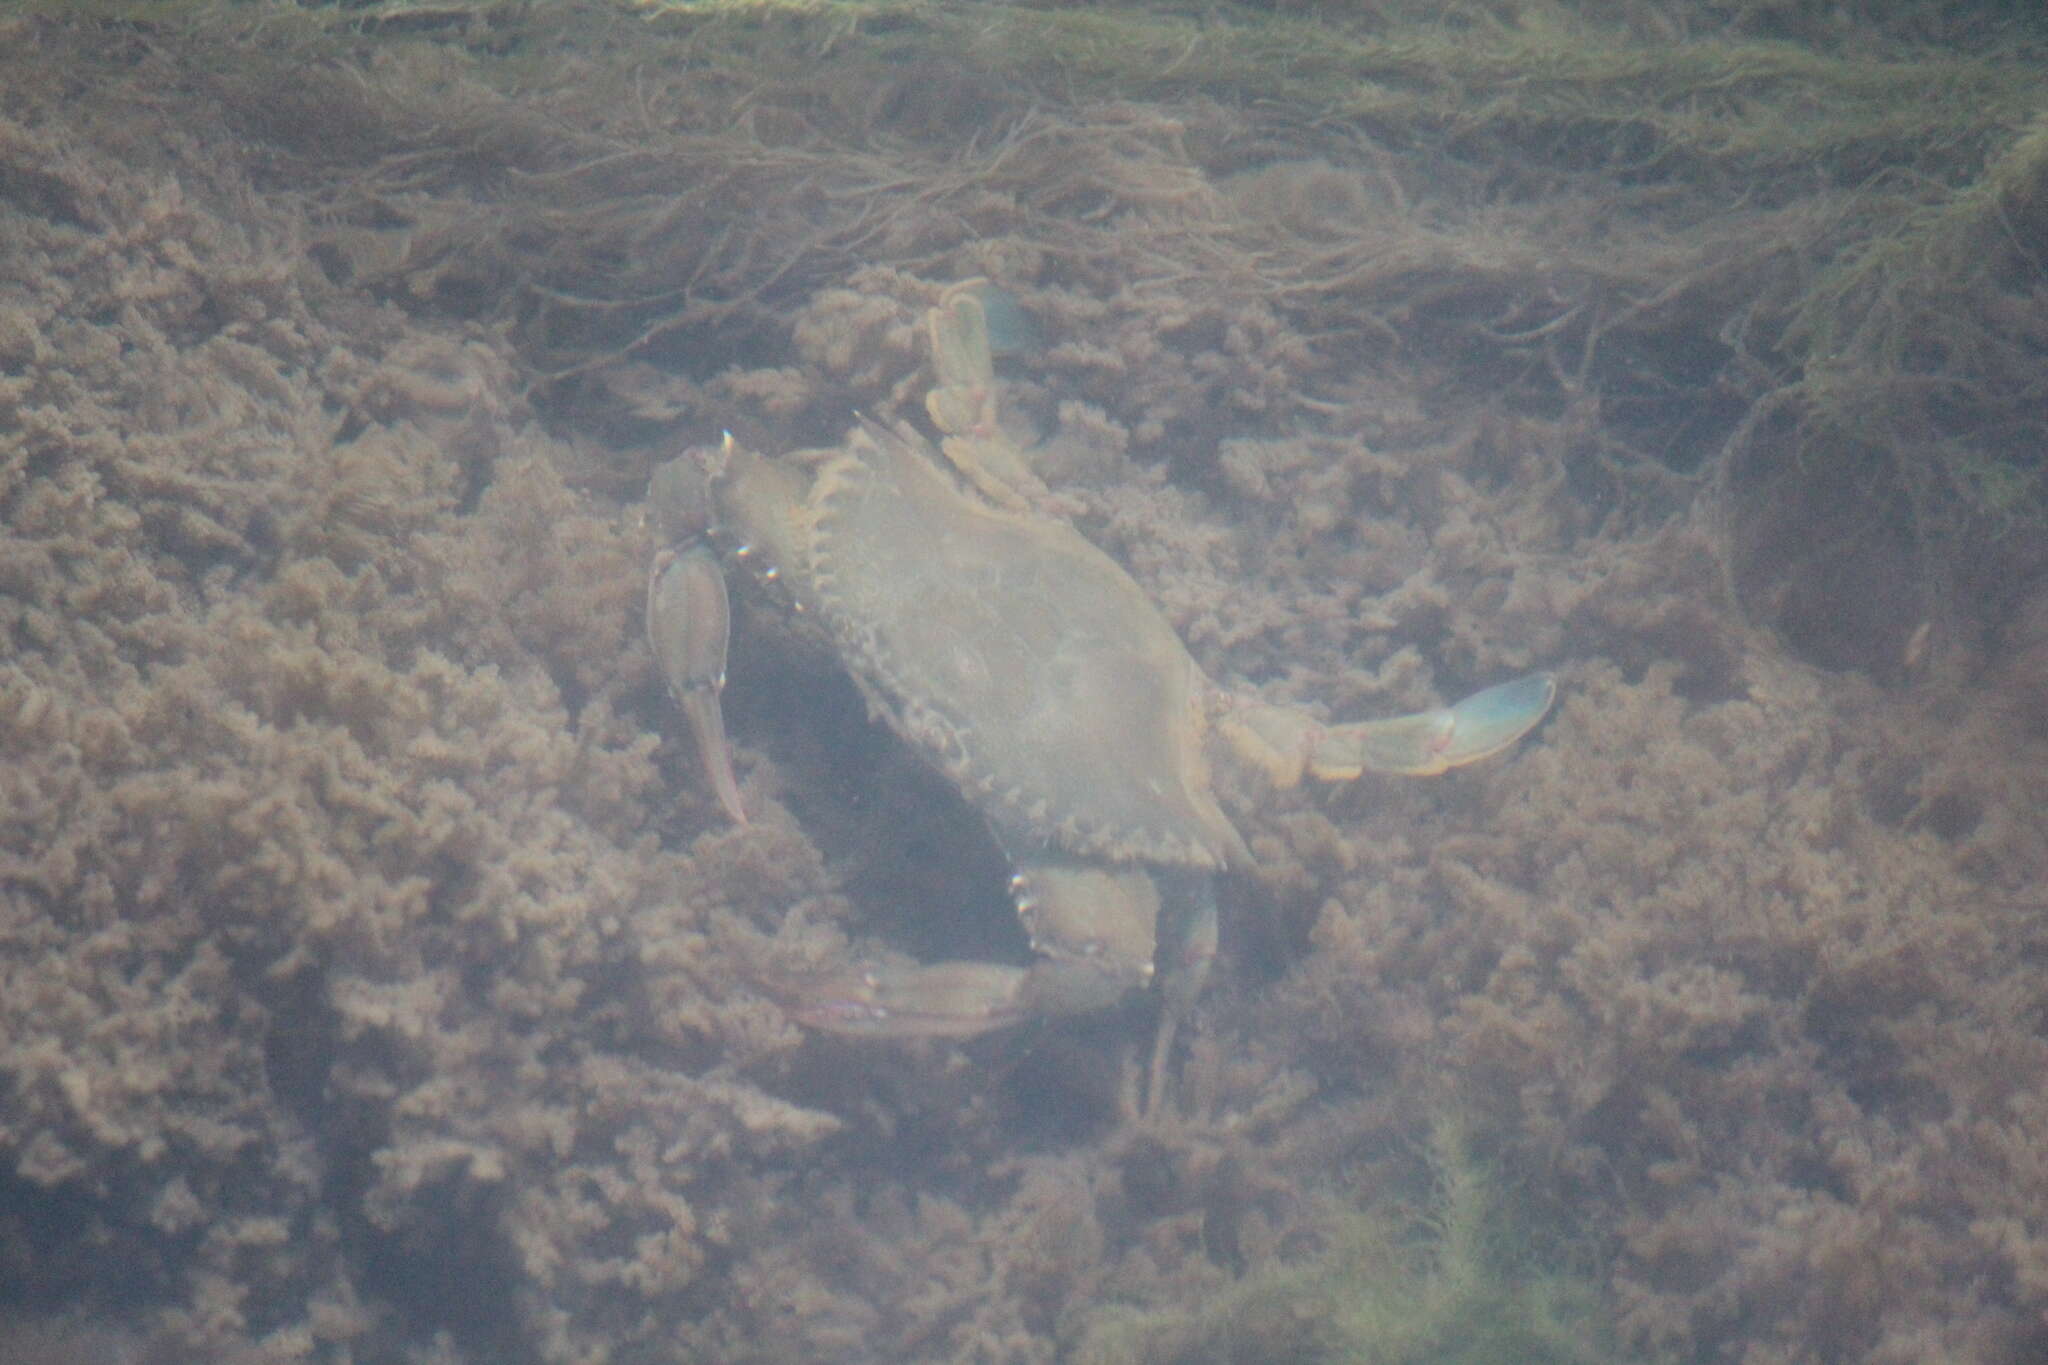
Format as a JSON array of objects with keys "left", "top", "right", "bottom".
[
  {"left": 1074, "top": 1118, "right": 1613, "bottom": 1365},
  {"left": 34, "top": 0, "right": 2034, "bottom": 664},
  {"left": 1, "top": 1, "right": 2046, "bottom": 1361}
]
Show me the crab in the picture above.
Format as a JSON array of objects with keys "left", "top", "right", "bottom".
[{"left": 647, "top": 283, "right": 1555, "bottom": 1107}]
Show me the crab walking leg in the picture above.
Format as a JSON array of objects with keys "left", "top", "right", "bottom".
[
  {"left": 791, "top": 861, "right": 1164, "bottom": 1038},
  {"left": 787, "top": 962, "right": 1034, "bottom": 1038},
  {"left": 1147, "top": 873, "right": 1218, "bottom": 1118},
  {"left": 648, "top": 544, "right": 748, "bottom": 825},
  {"left": 1221, "top": 672, "right": 1558, "bottom": 786},
  {"left": 787, "top": 952, "right": 1147, "bottom": 1039}
]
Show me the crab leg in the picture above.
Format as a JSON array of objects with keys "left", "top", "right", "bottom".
[
  {"left": 1221, "top": 672, "right": 1557, "bottom": 786},
  {"left": 1147, "top": 874, "right": 1217, "bottom": 1117},
  {"left": 784, "top": 961, "right": 1034, "bottom": 1038},
  {"left": 924, "top": 282, "right": 1051, "bottom": 509},
  {"left": 790, "top": 860, "right": 1162, "bottom": 1039},
  {"left": 648, "top": 543, "right": 748, "bottom": 825},
  {"left": 1329, "top": 671, "right": 1558, "bottom": 777},
  {"left": 787, "top": 952, "right": 1144, "bottom": 1040}
]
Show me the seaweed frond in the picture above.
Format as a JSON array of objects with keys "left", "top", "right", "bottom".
[{"left": 1072, "top": 1116, "right": 1622, "bottom": 1365}]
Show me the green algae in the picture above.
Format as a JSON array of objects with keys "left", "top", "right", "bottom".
[
  {"left": 620, "top": 0, "right": 2040, "bottom": 174},
  {"left": 176, "top": 0, "right": 2047, "bottom": 539},
  {"left": 1780, "top": 111, "right": 2048, "bottom": 522},
  {"left": 1073, "top": 1117, "right": 1621, "bottom": 1365}
]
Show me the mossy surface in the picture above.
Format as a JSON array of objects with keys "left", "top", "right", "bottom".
[
  {"left": 1, "top": 3, "right": 2046, "bottom": 1362},
  {"left": 1073, "top": 1119, "right": 1615, "bottom": 1365}
]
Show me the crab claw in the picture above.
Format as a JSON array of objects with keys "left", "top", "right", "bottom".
[
  {"left": 783, "top": 962, "right": 1032, "bottom": 1039},
  {"left": 648, "top": 543, "right": 748, "bottom": 825}
]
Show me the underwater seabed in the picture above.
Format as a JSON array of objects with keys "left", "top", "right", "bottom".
[
  {"left": 1067, "top": 1117, "right": 1618, "bottom": 1365},
  {"left": 0, "top": 1, "right": 2044, "bottom": 1361}
]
